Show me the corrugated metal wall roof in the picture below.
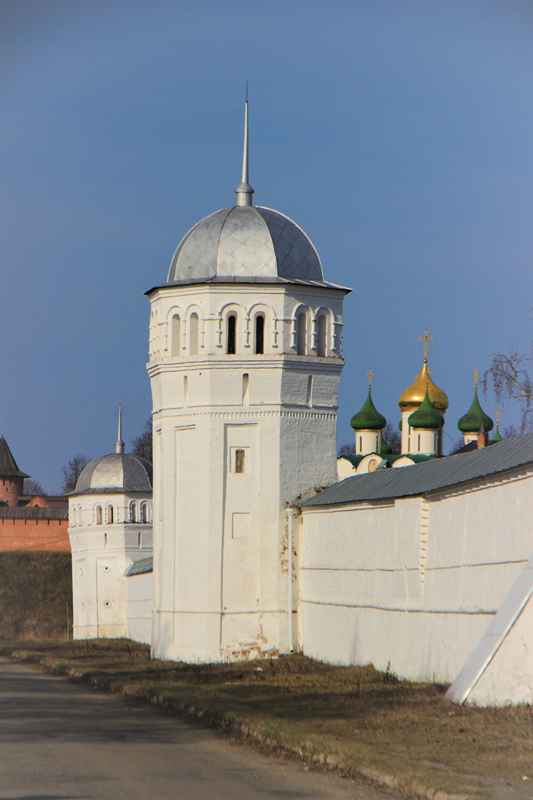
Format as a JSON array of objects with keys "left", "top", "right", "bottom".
[
  {"left": 298, "top": 433, "right": 533, "bottom": 508},
  {"left": 0, "top": 507, "right": 68, "bottom": 520}
]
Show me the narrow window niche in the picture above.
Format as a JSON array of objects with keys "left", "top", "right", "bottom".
[
  {"left": 235, "top": 449, "right": 246, "bottom": 473},
  {"left": 297, "top": 312, "right": 307, "bottom": 355},
  {"left": 307, "top": 375, "right": 313, "bottom": 406},
  {"left": 183, "top": 375, "right": 189, "bottom": 405},
  {"left": 171, "top": 314, "right": 181, "bottom": 357},
  {"left": 242, "top": 373, "right": 249, "bottom": 405},
  {"left": 189, "top": 313, "right": 199, "bottom": 355},
  {"left": 227, "top": 314, "right": 236, "bottom": 354},
  {"left": 107, "top": 505, "right": 114, "bottom": 524},
  {"left": 96, "top": 506, "right": 103, "bottom": 525},
  {"left": 131, "top": 503, "right": 137, "bottom": 523},
  {"left": 317, "top": 314, "right": 327, "bottom": 357},
  {"left": 141, "top": 503, "right": 148, "bottom": 524},
  {"left": 254, "top": 315, "right": 264, "bottom": 354},
  {"left": 230, "top": 446, "right": 250, "bottom": 474}
]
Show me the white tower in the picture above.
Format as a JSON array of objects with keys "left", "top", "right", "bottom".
[
  {"left": 68, "top": 407, "right": 153, "bottom": 642},
  {"left": 147, "top": 101, "right": 350, "bottom": 662}
]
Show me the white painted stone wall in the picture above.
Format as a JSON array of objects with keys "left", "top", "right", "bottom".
[
  {"left": 125, "top": 571, "right": 154, "bottom": 645},
  {"left": 466, "top": 589, "right": 533, "bottom": 706},
  {"left": 147, "top": 282, "right": 345, "bottom": 663},
  {"left": 297, "top": 465, "right": 533, "bottom": 683},
  {"left": 68, "top": 493, "right": 153, "bottom": 640}
]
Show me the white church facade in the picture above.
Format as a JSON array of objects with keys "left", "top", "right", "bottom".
[{"left": 67, "top": 102, "right": 533, "bottom": 706}]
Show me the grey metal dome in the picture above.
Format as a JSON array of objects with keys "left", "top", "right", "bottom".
[
  {"left": 167, "top": 206, "right": 324, "bottom": 286},
  {"left": 71, "top": 454, "right": 153, "bottom": 495}
]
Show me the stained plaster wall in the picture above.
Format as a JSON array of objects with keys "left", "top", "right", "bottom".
[{"left": 298, "top": 466, "right": 533, "bottom": 683}]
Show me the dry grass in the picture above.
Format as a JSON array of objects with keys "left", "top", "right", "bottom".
[
  {"left": 1, "top": 638, "right": 532, "bottom": 799},
  {"left": 0, "top": 553, "right": 72, "bottom": 639}
]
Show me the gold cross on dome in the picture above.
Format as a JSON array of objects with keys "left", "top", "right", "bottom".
[
  {"left": 419, "top": 329, "right": 434, "bottom": 360},
  {"left": 495, "top": 409, "right": 501, "bottom": 426},
  {"left": 366, "top": 369, "right": 374, "bottom": 388},
  {"left": 472, "top": 368, "right": 480, "bottom": 388}
]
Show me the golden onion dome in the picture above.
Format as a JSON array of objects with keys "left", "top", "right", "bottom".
[{"left": 398, "top": 359, "right": 449, "bottom": 413}]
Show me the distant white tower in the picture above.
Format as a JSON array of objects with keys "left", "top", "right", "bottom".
[
  {"left": 68, "top": 407, "right": 153, "bottom": 642},
  {"left": 146, "top": 100, "right": 350, "bottom": 662}
]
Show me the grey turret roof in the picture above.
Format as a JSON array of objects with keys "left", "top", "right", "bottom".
[
  {"left": 158, "top": 205, "right": 348, "bottom": 291},
  {"left": 168, "top": 206, "right": 322, "bottom": 285},
  {"left": 70, "top": 453, "right": 153, "bottom": 496},
  {"left": 0, "top": 436, "right": 29, "bottom": 479}
]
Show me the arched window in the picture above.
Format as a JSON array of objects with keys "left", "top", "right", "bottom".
[
  {"left": 254, "top": 315, "right": 264, "bottom": 354},
  {"left": 78, "top": 506, "right": 83, "bottom": 526},
  {"left": 307, "top": 375, "right": 313, "bottom": 405},
  {"left": 72, "top": 508, "right": 77, "bottom": 526},
  {"left": 227, "top": 314, "right": 236, "bottom": 354},
  {"left": 107, "top": 505, "right": 114, "bottom": 524},
  {"left": 96, "top": 506, "right": 102, "bottom": 525},
  {"left": 189, "top": 313, "right": 198, "bottom": 355},
  {"left": 183, "top": 375, "right": 188, "bottom": 405},
  {"left": 242, "top": 373, "right": 249, "bottom": 405},
  {"left": 297, "top": 312, "right": 307, "bottom": 355},
  {"left": 141, "top": 503, "right": 148, "bottom": 524},
  {"left": 171, "top": 314, "right": 181, "bottom": 357},
  {"left": 317, "top": 315, "right": 327, "bottom": 357},
  {"left": 130, "top": 503, "right": 136, "bottom": 523}
]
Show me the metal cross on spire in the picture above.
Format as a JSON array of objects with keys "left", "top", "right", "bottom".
[
  {"left": 235, "top": 83, "right": 254, "bottom": 207},
  {"left": 366, "top": 369, "right": 374, "bottom": 388},
  {"left": 472, "top": 368, "right": 480, "bottom": 388},
  {"left": 419, "top": 329, "right": 434, "bottom": 361},
  {"left": 495, "top": 409, "right": 501, "bottom": 426}
]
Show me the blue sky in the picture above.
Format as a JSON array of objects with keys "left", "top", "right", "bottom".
[{"left": 1, "top": 0, "right": 532, "bottom": 492}]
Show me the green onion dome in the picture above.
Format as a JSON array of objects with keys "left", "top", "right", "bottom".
[
  {"left": 380, "top": 435, "right": 392, "bottom": 455},
  {"left": 457, "top": 389, "right": 494, "bottom": 434},
  {"left": 350, "top": 389, "right": 387, "bottom": 431},
  {"left": 492, "top": 424, "right": 503, "bottom": 442},
  {"left": 408, "top": 387, "right": 444, "bottom": 430}
]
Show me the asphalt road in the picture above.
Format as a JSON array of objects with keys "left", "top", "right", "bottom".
[{"left": 0, "top": 657, "right": 393, "bottom": 800}]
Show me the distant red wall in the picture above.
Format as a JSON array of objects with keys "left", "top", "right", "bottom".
[{"left": 0, "top": 518, "right": 70, "bottom": 552}]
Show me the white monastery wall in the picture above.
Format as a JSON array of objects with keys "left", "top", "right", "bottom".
[
  {"left": 298, "top": 467, "right": 533, "bottom": 683},
  {"left": 468, "top": 592, "right": 533, "bottom": 706},
  {"left": 125, "top": 571, "right": 154, "bottom": 645}
]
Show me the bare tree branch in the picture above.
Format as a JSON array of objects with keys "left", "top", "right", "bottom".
[
  {"left": 482, "top": 344, "right": 533, "bottom": 434},
  {"left": 61, "top": 454, "right": 90, "bottom": 494},
  {"left": 131, "top": 418, "right": 152, "bottom": 463}
]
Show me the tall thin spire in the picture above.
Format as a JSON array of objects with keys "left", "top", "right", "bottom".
[
  {"left": 115, "top": 405, "right": 125, "bottom": 454},
  {"left": 234, "top": 84, "right": 254, "bottom": 207}
]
